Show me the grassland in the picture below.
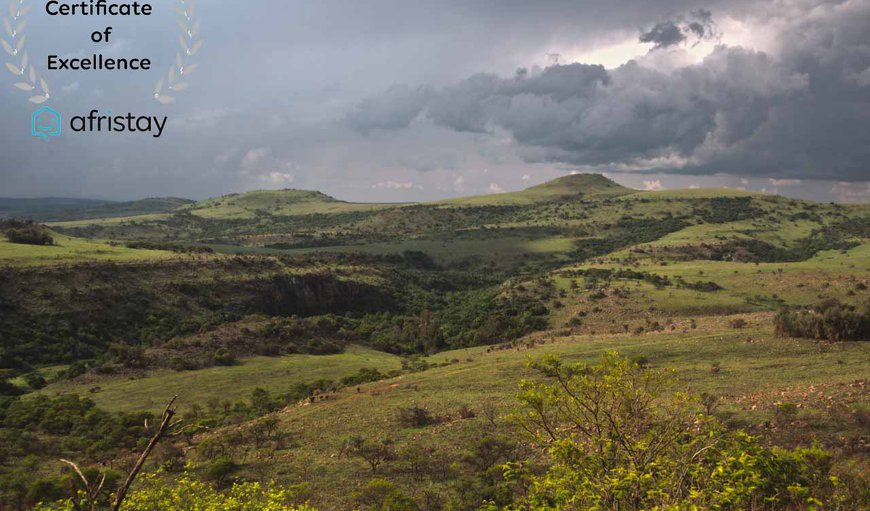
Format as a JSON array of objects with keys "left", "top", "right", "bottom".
[
  {"left": 40, "top": 345, "right": 403, "bottom": 414},
  {"left": 0, "top": 230, "right": 174, "bottom": 267},
  {"left": 189, "top": 326, "right": 869, "bottom": 509}
]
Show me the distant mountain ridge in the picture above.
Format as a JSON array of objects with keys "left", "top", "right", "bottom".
[
  {"left": 0, "top": 198, "right": 114, "bottom": 219},
  {"left": 0, "top": 197, "right": 194, "bottom": 222}
]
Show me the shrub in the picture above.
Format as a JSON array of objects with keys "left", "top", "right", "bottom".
[
  {"left": 201, "top": 457, "right": 239, "bottom": 489},
  {"left": 23, "top": 373, "right": 47, "bottom": 390},
  {"left": 36, "top": 472, "right": 315, "bottom": 511},
  {"left": 352, "top": 479, "right": 418, "bottom": 511},
  {"left": 397, "top": 404, "right": 439, "bottom": 428},
  {"left": 4, "top": 224, "right": 53, "bottom": 246},
  {"left": 457, "top": 404, "right": 476, "bottom": 419},
  {"left": 212, "top": 348, "right": 236, "bottom": 366},
  {"left": 629, "top": 355, "right": 649, "bottom": 368},
  {"left": 729, "top": 318, "right": 748, "bottom": 329},
  {"left": 514, "top": 353, "right": 847, "bottom": 510},
  {"left": 343, "top": 437, "right": 397, "bottom": 474},
  {"left": 340, "top": 367, "right": 386, "bottom": 386},
  {"left": 775, "top": 299, "right": 870, "bottom": 341},
  {"left": 775, "top": 402, "right": 799, "bottom": 425}
]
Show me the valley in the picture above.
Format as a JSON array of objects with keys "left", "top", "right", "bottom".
[{"left": 0, "top": 174, "right": 867, "bottom": 510}]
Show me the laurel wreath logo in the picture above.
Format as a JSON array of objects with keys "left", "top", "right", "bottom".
[
  {"left": 1, "top": 0, "right": 203, "bottom": 105},
  {"left": 2, "top": 0, "right": 50, "bottom": 104},
  {"left": 154, "top": 0, "right": 203, "bottom": 104}
]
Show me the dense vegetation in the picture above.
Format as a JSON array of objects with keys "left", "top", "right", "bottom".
[
  {"left": 0, "top": 395, "right": 152, "bottom": 509},
  {"left": 775, "top": 299, "right": 870, "bottom": 341},
  {"left": 19, "top": 353, "right": 869, "bottom": 511}
]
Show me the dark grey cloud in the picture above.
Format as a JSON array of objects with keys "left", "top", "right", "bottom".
[
  {"left": 639, "top": 21, "right": 687, "bottom": 48},
  {"left": 347, "top": 85, "right": 432, "bottom": 133},
  {"left": 349, "top": 2, "right": 870, "bottom": 182},
  {"left": 639, "top": 9, "right": 719, "bottom": 49}
]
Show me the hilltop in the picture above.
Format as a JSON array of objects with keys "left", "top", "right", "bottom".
[{"left": 34, "top": 173, "right": 865, "bottom": 269}]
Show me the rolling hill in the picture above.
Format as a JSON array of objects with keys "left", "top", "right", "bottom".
[{"left": 1, "top": 173, "right": 868, "bottom": 510}]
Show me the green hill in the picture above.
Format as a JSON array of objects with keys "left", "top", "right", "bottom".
[
  {"left": 40, "top": 174, "right": 869, "bottom": 273},
  {"left": 438, "top": 173, "right": 632, "bottom": 206},
  {"left": 182, "top": 189, "right": 392, "bottom": 219},
  {"left": 1, "top": 173, "right": 868, "bottom": 510}
]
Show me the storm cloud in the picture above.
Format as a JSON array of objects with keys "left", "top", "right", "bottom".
[
  {"left": 350, "top": 1, "right": 870, "bottom": 182},
  {"left": 639, "top": 9, "right": 719, "bottom": 49}
]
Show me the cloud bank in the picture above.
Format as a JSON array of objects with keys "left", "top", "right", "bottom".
[{"left": 349, "top": 1, "right": 870, "bottom": 182}]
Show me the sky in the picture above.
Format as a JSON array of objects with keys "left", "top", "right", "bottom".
[{"left": 0, "top": 0, "right": 868, "bottom": 203}]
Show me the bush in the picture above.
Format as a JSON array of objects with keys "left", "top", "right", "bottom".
[
  {"left": 514, "top": 352, "right": 848, "bottom": 510},
  {"left": 729, "top": 318, "right": 748, "bottom": 329},
  {"left": 36, "top": 472, "right": 314, "bottom": 511},
  {"left": 353, "top": 479, "right": 418, "bottom": 511},
  {"left": 23, "top": 373, "right": 47, "bottom": 390},
  {"left": 201, "top": 457, "right": 239, "bottom": 489},
  {"left": 397, "top": 404, "right": 439, "bottom": 428},
  {"left": 4, "top": 224, "right": 53, "bottom": 246},
  {"left": 343, "top": 437, "right": 397, "bottom": 473},
  {"left": 775, "top": 300, "right": 870, "bottom": 341},
  {"left": 340, "top": 367, "right": 386, "bottom": 386},
  {"left": 212, "top": 348, "right": 236, "bottom": 366}
]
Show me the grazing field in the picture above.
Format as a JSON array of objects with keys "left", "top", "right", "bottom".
[
  {"left": 204, "top": 326, "right": 869, "bottom": 510},
  {"left": 0, "top": 231, "right": 173, "bottom": 267},
  {"left": 40, "top": 345, "right": 404, "bottom": 414}
]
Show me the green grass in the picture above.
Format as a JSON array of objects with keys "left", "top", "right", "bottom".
[
  {"left": 436, "top": 173, "right": 632, "bottom": 206},
  {"left": 0, "top": 231, "right": 174, "bottom": 267},
  {"left": 621, "top": 188, "right": 760, "bottom": 200},
  {"left": 47, "top": 213, "right": 174, "bottom": 228},
  {"left": 219, "top": 328, "right": 870, "bottom": 509},
  {"left": 183, "top": 190, "right": 395, "bottom": 220},
  {"left": 249, "top": 234, "right": 579, "bottom": 265},
  {"left": 647, "top": 219, "right": 821, "bottom": 247},
  {"left": 40, "top": 345, "right": 403, "bottom": 414},
  {"left": 562, "top": 241, "right": 870, "bottom": 309}
]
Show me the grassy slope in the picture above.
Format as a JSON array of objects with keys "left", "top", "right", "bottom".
[
  {"left": 435, "top": 173, "right": 632, "bottom": 206},
  {"left": 182, "top": 174, "right": 632, "bottom": 219},
  {"left": 210, "top": 326, "right": 869, "bottom": 509},
  {"left": 182, "top": 190, "right": 396, "bottom": 220},
  {"left": 41, "top": 345, "right": 402, "bottom": 414},
  {"left": 49, "top": 174, "right": 631, "bottom": 227},
  {"left": 0, "top": 231, "right": 174, "bottom": 267},
  {"left": 2, "top": 197, "right": 192, "bottom": 222},
  {"left": 540, "top": 242, "right": 869, "bottom": 332}
]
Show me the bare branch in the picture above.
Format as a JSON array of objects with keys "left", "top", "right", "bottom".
[
  {"left": 111, "top": 396, "right": 179, "bottom": 511},
  {"left": 60, "top": 459, "right": 90, "bottom": 489}
]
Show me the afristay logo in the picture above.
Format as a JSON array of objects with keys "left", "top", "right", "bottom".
[
  {"left": 31, "top": 106, "right": 61, "bottom": 141},
  {"left": 31, "top": 107, "right": 168, "bottom": 141}
]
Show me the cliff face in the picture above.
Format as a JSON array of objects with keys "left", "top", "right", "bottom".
[{"left": 0, "top": 257, "right": 391, "bottom": 367}]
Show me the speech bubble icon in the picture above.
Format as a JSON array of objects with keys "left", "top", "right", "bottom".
[{"left": 32, "top": 106, "right": 62, "bottom": 141}]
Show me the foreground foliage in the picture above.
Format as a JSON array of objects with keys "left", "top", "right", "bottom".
[
  {"left": 35, "top": 472, "right": 315, "bottom": 511},
  {"left": 505, "top": 353, "right": 856, "bottom": 511}
]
